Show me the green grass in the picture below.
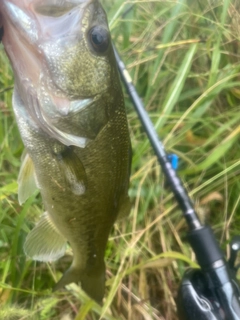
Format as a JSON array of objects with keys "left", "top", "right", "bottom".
[{"left": 1, "top": 0, "right": 240, "bottom": 319}]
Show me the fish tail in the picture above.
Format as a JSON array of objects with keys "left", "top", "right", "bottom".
[
  {"left": 53, "top": 263, "right": 105, "bottom": 304},
  {"left": 80, "top": 270, "right": 105, "bottom": 304}
]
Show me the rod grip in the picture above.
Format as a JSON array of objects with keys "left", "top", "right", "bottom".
[{"left": 188, "top": 226, "right": 224, "bottom": 268}]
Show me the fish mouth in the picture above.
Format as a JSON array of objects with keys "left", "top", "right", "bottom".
[
  {"left": 33, "top": 0, "right": 97, "bottom": 17},
  {"left": 34, "top": 1, "right": 96, "bottom": 17},
  {"left": 1, "top": 0, "right": 100, "bottom": 43}
]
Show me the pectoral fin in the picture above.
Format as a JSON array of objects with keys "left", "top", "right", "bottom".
[
  {"left": 24, "top": 212, "right": 67, "bottom": 262},
  {"left": 18, "top": 152, "right": 39, "bottom": 205},
  {"left": 56, "top": 147, "right": 87, "bottom": 196}
]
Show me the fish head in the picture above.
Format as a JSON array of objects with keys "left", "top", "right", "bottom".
[
  {"left": 33, "top": 0, "right": 114, "bottom": 99},
  {"left": 1, "top": 0, "right": 119, "bottom": 147},
  {"left": 1, "top": 0, "right": 115, "bottom": 98}
]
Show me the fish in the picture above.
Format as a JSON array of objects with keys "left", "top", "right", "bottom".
[{"left": 0, "top": 0, "right": 131, "bottom": 303}]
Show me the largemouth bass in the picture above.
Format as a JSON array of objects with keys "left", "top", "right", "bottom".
[{"left": 0, "top": 0, "right": 131, "bottom": 303}]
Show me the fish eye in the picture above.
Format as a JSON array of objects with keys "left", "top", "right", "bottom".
[{"left": 89, "top": 26, "right": 109, "bottom": 54}]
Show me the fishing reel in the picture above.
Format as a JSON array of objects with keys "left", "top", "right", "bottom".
[{"left": 177, "top": 236, "right": 240, "bottom": 320}]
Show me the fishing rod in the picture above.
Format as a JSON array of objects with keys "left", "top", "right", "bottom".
[{"left": 114, "top": 45, "right": 240, "bottom": 320}]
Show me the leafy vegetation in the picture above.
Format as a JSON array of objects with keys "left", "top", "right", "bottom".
[{"left": 0, "top": 0, "right": 240, "bottom": 319}]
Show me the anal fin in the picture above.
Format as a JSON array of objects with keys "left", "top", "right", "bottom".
[{"left": 24, "top": 212, "right": 67, "bottom": 262}]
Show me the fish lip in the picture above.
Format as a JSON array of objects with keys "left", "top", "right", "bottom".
[{"left": 33, "top": 0, "right": 98, "bottom": 16}]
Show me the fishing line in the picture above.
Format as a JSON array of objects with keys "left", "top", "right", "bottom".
[{"left": 114, "top": 44, "right": 240, "bottom": 320}]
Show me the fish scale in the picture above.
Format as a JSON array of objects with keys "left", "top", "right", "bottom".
[{"left": 0, "top": 0, "right": 131, "bottom": 303}]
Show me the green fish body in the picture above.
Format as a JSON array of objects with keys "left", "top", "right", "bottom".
[{"left": 1, "top": 0, "right": 131, "bottom": 303}]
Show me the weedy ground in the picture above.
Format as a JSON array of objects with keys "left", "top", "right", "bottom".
[{"left": 0, "top": 0, "right": 240, "bottom": 319}]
